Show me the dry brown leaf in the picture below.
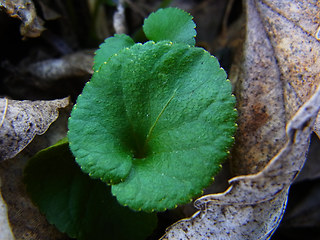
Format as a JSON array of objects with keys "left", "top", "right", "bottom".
[
  {"left": 230, "top": 0, "right": 320, "bottom": 175},
  {"left": 0, "top": 0, "right": 45, "bottom": 38},
  {"left": 0, "top": 97, "right": 69, "bottom": 161},
  {"left": 160, "top": 82, "right": 320, "bottom": 240},
  {"left": 0, "top": 107, "right": 71, "bottom": 240},
  {"left": 161, "top": 0, "right": 320, "bottom": 238}
]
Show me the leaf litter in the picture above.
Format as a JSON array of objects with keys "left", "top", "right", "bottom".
[
  {"left": 0, "top": 105, "right": 71, "bottom": 240},
  {"left": 0, "top": 0, "right": 45, "bottom": 38},
  {"left": 231, "top": 0, "right": 320, "bottom": 175},
  {"left": 162, "top": 0, "right": 320, "bottom": 238},
  {"left": 0, "top": 97, "right": 69, "bottom": 161},
  {"left": 0, "top": 96, "right": 70, "bottom": 238},
  {"left": 161, "top": 83, "right": 320, "bottom": 240}
]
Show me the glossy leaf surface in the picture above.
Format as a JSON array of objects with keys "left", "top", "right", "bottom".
[{"left": 68, "top": 40, "right": 237, "bottom": 211}]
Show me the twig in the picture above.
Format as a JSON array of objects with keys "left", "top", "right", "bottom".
[
  {"left": 0, "top": 98, "right": 8, "bottom": 129},
  {"left": 113, "top": 0, "right": 127, "bottom": 34}
]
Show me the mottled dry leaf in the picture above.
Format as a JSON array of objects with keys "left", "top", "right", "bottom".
[
  {"left": 231, "top": 0, "right": 320, "bottom": 175},
  {"left": 0, "top": 183, "right": 15, "bottom": 240},
  {"left": 160, "top": 83, "right": 320, "bottom": 240},
  {"left": 0, "top": 0, "right": 45, "bottom": 38},
  {"left": 0, "top": 97, "right": 69, "bottom": 161}
]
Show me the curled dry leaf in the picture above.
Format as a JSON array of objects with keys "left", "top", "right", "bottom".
[
  {"left": 0, "top": 97, "right": 69, "bottom": 161},
  {"left": 24, "top": 50, "right": 94, "bottom": 88},
  {"left": 161, "top": 0, "right": 320, "bottom": 238},
  {"left": 0, "top": 0, "right": 45, "bottom": 38},
  {"left": 160, "top": 83, "right": 320, "bottom": 240},
  {"left": 230, "top": 0, "right": 320, "bottom": 175}
]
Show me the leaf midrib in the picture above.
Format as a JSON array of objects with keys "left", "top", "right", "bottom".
[{"left": 143, "top": 90, "right": 177, "bottom": 152}]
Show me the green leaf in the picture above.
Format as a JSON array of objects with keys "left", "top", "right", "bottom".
[
  {"left": 24, "top": 138, "right": 157, "bottom": 240},
  {"left": 143, "top": 8, "right": 196, "bottom": 45},
  {"left": 93, "top": 34, "right": 135, "bottom": 71},
  {"left": 68, "top": 40, "right": 237, "bottom": 211}
]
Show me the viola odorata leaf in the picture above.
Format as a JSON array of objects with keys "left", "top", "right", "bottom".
[
  {"left": 24, "top": 138, "right": 157, "bottom": 240},
  {"left": 143, "top": 8, "right": 196, "bottom": 46},
  {"left": 68, "top": 40, "right": 237, "bottom": 212}
]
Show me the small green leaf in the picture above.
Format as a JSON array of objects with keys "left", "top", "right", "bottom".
[
  {"left": 24, "top": 138, "right": 157, "bottom": 240},
  {"left": 143, "top": 8, "right": 196, "bottom": 45},
  {"left": 68, "top": 40, "right": 237, "bottom": 211},
  {"left": 93, "top": 34, "right": 135, "bottom": 71}
]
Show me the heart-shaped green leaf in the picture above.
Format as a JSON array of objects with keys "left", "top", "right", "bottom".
[
  {"left": 143, "top": 8, "right": 196, "bottom": 45},
  {"left": 68, "top": 40, "right": 237, "bottom": 211},
  {"left": 24, "top": 138, "right": 157, "bottom": 240}
]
